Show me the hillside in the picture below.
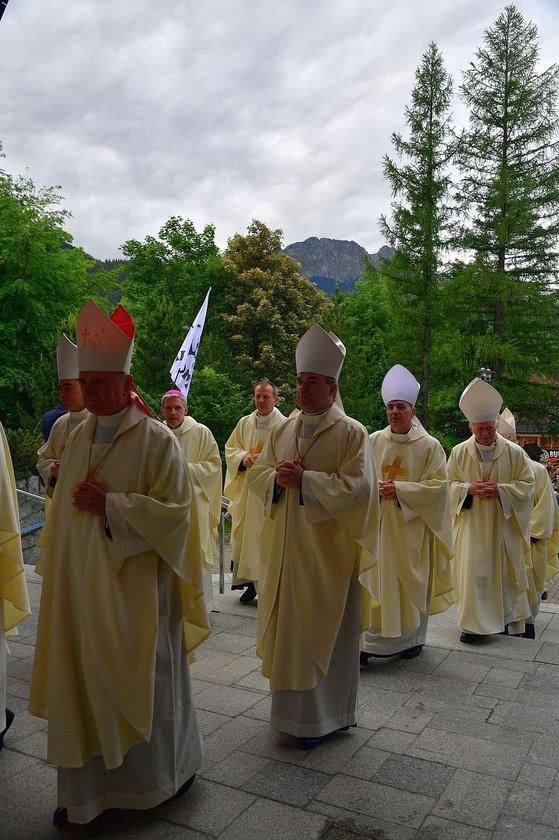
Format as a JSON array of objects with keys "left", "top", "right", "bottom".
[{"left": 283, "top": 237, "right": 393, "bottom": 294}]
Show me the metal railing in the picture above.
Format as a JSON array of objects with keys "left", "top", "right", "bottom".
[{"left": 218, "top": 496, "right": 230, "bottom": 594}]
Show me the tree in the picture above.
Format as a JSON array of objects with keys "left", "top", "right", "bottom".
[
  {"left": 335, "top": 262, "right": 394, "bottom": 430},
  {"left": 120, "top": 217, "right": 225, "bottom": 399},
  {"left": 187, "top": 366, "right": 246, "bottom": 453},
  {"left": 221, "top": 220, "right": 328, "bottom": 403},
  {"left": 0, "top": 153, "right": 97, "bottom": 428},
  {"left": 379, "top": 42, "right": 455, "bottom": 428},
  {"left": 321, "top": 282, "right": 348, "bottom": 338},
  {"left": 449, "top": 4, "right": 559, "bottom": 425}
]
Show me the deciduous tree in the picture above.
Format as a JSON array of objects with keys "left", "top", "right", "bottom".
[
  {"left": 0, "top": 154, "right": 95, "bottom": 427},
  {"left": 221, "top": 220, "right": 327, "bottom": 403}
]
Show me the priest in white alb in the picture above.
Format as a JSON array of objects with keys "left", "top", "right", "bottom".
[
  {"left": 224, "top": 381, "right": 285, "bottom": 603},
  {"left": 361, "top": 365, "right": 453, "bottom": 664},
  {"left": 498, "top": 408, "right": 559, "bottom": 638},
  {"left": 29, "top": 300, "right": 209, "bottom": 826},
  {"left": 162, "top": 388, "right": 222, "bottom": 607},
  {"left": 248, "top": 325, "right": 379, "bottom": 749},
  {"left": 447, "top": 378, "right": 534, "bottom": 643}
]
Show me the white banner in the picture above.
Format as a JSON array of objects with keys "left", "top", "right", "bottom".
[{"left": 170, "top": 288, "right": 211, "bottom": 399}]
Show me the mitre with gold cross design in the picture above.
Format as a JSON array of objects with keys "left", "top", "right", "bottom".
[{"left": 77, "top": 299, "right": 135, "bottom": 373}]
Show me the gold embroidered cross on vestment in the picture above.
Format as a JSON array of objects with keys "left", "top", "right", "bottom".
[{"left": 382, "top": 455, "right": 408, "bottom": 481}]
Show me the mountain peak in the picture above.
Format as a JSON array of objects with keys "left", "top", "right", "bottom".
[{"left": 283, "top": 237, "right": 392, "bottom": 294}]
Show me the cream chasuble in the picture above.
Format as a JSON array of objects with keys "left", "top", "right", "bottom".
[
  {"left": 248, "top": 403, "right": 379, "bottom": 693},
  {"left": 362, "top": 424, "right": 453, "bottom": 652},
  {"left": 36, "top": 409, "right": 89, "bottom": 489},
  {"left": 30, "top": 402, "right": 210, "bottom": 772},
  {"left": 36, "top": 409, "right": 89, "bottom": 514},
  {"left": 168, "top": 416, "right": 222, "bottom": 571},
  {"left": 0, "top": 422, "right": 31, "bottom": 733},
  {"left": 526, "top": 459, "right": 559, "bottom": 619},
  {"left": 224, "top": 406, "right": 285, "bottom": 582},
  {"left": 447, "top": 433, "right": 535, "bottom": 635}
]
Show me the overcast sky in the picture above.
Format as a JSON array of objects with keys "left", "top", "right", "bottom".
[{"left": 1, "top": 0, "right": 558, "bottom": 260}]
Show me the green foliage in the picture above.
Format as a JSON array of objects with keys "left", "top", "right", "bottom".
[
  {"left": 329, "top": 263, "right": 393, "bottom": 430},
  {"left": 5, "top": 425, "right": 43, "bottom": 480},
  {"left": 220, "top": 220, "right": 328, "bottom": 402},
  {"left": 443, "top": 4, "right": 559, "bottom": 429},
  {"left": 379, "top": 42, "right": 455, "bottom": 428},
  {"left": 121, "top": 217, "right": 224, "bottom": 398},
  {"left": 0, "top": 154, "right": 97, "bottom": 429},
  {"left": 187, "top": 366, "right": 246, "bottom": 453},
  {"left": 89, "top": 259, "right": 129, "bottom": 308}
]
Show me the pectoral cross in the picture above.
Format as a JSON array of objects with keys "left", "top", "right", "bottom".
[{"left": 382, "top": 455, "right": 407, "bottom": 481}]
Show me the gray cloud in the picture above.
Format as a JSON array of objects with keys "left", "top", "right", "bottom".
[{"left": 0, "top": 0, "right": 557, "bottom": 258}]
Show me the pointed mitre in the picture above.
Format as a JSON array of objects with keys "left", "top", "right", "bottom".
[
  {"left": 76, "top": 300, "right": 135, "bottom": 373},
  {"left": 295, "top": 324, "right": 346, "bottom": 380},
  {"left": 56, "top": 333, "right": 79, "bottom": 380},
  {"left": 459, "top": 378, "right": 502, "bottom": 423},
  {"left": 497, "top": 407, "right": 517, "bottom": 441},
  {"left": 381, "top": 364, "right": 420, "bottom": 407}
]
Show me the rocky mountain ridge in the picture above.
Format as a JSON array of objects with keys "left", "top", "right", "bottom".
[{"left": 283, "top": 237, "right": 393, "bottom": 294}]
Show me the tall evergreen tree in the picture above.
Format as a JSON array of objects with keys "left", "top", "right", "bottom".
[
  {"left": 450, "top": 4, "right": 559, "bottom": 422},
  {"left": 379, "top": 42, "right": 455, "bottom": 427}
]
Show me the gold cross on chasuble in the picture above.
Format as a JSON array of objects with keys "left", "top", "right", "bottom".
[{"left": 382, "top": 455, "right": 408, "bottom": 481}]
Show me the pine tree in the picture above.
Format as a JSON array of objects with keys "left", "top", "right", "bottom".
[
  {"left": 379, "top": 42, "right": 455, "bottom": 427},
  {"left": 450, "top": 4, "right": 559, "bottom": 422}
]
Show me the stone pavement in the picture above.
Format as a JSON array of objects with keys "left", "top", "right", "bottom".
[{"left": 4, "top": 568, "right": 559, "bottom": 839}]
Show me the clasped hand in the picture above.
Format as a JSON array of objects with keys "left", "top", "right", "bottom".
[
  {"left": 379, "top": 479, "right": 397, "bottom": 500},
  {"left": 276, "top": 458, "right": 304, "bottom": 488},
  {"left": 469, "top": 479, "right": 499, "bottom": 500},
  {"left": 72, "top": 481, "right": 107, "bottom": 516}
]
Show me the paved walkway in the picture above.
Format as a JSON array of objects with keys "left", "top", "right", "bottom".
[{"left": 4, "top": 568, "right": 559, "bottom": 839}]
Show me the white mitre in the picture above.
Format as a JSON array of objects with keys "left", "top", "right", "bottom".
[
  {"left": 296, "top": 324, "right": 346, "bottom": 380},
  {"left": 77, "top": 300, "right": 135, "bottom": 373},
  {"left": 381, "top": 364, "right": 420, "bottom": 406},
  {"left": 56, "top": 333, "right": 79, "bottom": 380},
  {"left": 459, "top": 378, "right": 502, "bottom": 423},
  {"left": 497, "top": 407, "right": 516, "bottom": 441}
]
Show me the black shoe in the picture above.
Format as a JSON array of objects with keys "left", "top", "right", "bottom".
[
  {"left": 167, "top": 774, "right": 196, "bottom": 802},
  {"left": 0, "top": 709, "right": 14, "bottom": 751},
  {"left": 53, "top": 808, "right": 68, "bottom": 826},
  {"left": 300, "top": 735, "right": 326, "bottom": 750},
  {"left": 360, "top": 651, "right": 371, "bottom": 667},
  {"left": 460, "top": 632, "right": 483, "bottom": 644},
  {"left": 401, "top": 645, "right": 423, "bottom": 660},
  {"left": 522, "top": 623, "right": 536, "bottom": 639},
  {"left": 541, "top": 590, "right": 548, "bottom": 601},
  {"left": 239, "top": 582, "right": 257, "bottom": 604}
]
